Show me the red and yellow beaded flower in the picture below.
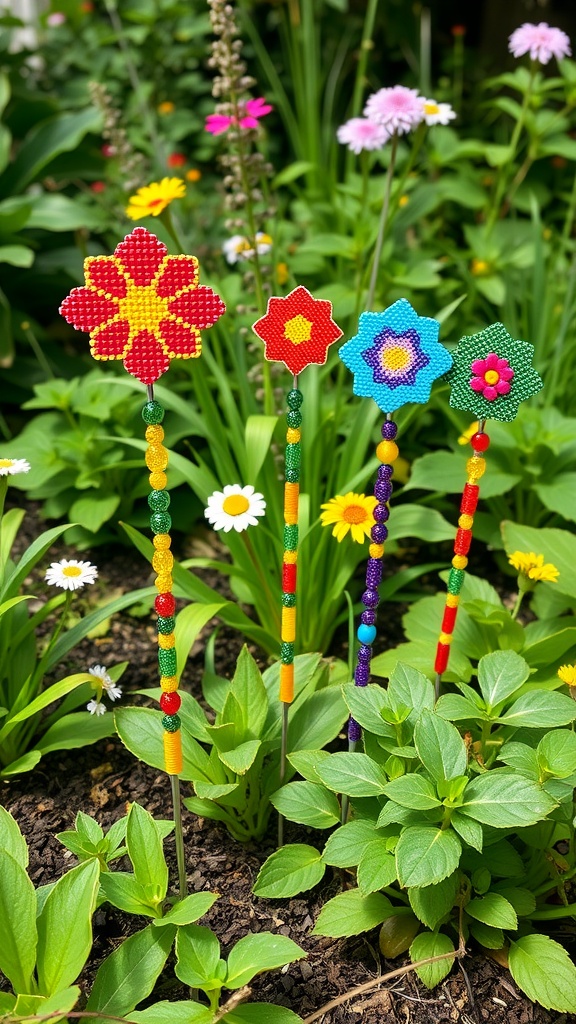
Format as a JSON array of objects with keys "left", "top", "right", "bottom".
[
  {"left": 252, "top": 285, "right": 342, "bottom": 376},
  {"left": 60, "top": 227, "right": 226, "bottom": 385}
]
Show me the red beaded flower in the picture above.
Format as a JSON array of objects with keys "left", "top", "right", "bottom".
[
  {"left": 252, "top": 285, "right": 342, "bottom": 376},
  {"left": 60, "top": 227, "right": 226, "bottom": 385}
]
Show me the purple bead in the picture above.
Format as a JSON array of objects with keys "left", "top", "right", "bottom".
[
  {"left": 378, "top": 464, "right": 393, "bottom": 480},
  {"left": 381, "top": 421, "right": 398, "bottom": 440},
  {"left": 371, "top": 524, "right": 387, "bottom": 544},
  {"left": 374, "top": 480, "right": 392, "bottom": 502},
  {"left": 362, "top": 588, "right": 380, "bottom": 608},
  {"left": 366, "top": 558, "right": 383, "bottom": 588},
  {"left": 355, "top": 664, "right": 369, "bottom": 685},
  {"left": 373, "top": 503, "right": 389, "bottom": 523},
  {"left": 348, "top": 718, "right": 362, "bottom": 742},
  {"left": 357, "top": 644, "right": 372, "bottom": 662},
  {"left": 361, "top": 609, "right": 376, "bottom": 625}
]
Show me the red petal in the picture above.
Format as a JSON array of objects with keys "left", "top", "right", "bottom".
[
  {"left": 114, "top": 228, "right": 168, "bottom": 287},
  {"left": 155, "top": 256, "right": 199, "bottom": 298},
  {"left": 123, "top": 330, "right": 170, "bottom": 385},
  {"left": 159, "top": 318, "right": 201, "bottom": 357},
  {"left": 60, "top": 287, "right": 119, "bottom": 331},
  {"left": 91, "top": 319, "right": 130, "bottom": 358},
  {"left": 85, "top": 257, "right": 127, "bottom": 299},
  {"left": 168, "top": 285, "right": 226, "bottom": 328}
]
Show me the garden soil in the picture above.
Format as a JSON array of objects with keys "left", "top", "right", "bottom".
[{"left": 1, "top": 506, "right": 574, "bottom": 1024}]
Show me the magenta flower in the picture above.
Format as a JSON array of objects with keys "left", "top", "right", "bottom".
[
  {"left": 205, "top": 97, "right": 272, "bottom": 135},
  {"left": 509, "top": 22, "right": 571, "bottom": 64},
  {"left": 336, "top": 117, "right": 390, "bottom": 154},
  {"left": 470, "top": 352, "right": 514, "bottom": 402},
  {"left": 364, "top": 86, "right": 425, "bottom": 136}
]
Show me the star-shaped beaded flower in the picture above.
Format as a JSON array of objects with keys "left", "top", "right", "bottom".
[
  {"left": 448, "top": 323, "right": 543, "bottom": 422},
  {"left": 339, "top": 298, "right": 451, "bottom": 412},
  {"left": 60, "top": 226, "right": 226, "bottom": 385},
  {"left": 252, "top": 285, "right": 343, "bottom": 376}
]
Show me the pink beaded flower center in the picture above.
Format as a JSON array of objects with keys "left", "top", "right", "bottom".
[{"left": 469, "top": 352, "right": 514, "bottom": 402}]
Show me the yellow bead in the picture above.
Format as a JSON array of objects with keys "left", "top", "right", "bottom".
[
  {"left": 158, "top": 632, "right": 175, "bottom": 649},
  {"left": 376, "top": 440, "right": 399, "bottom": 464},
  {"left": 452, "top": 555, "right": 468, "bottom": 570},
  {"left": 283, "top": 551, "right": 298, "bottom": 564},
  {"left": 155, "top": 573, "right": 173, "bottom": 592},
  {"left": 161, "top": 675, "right": 179, "bottom": 692},
  {"left": 164, "top": 730, "right": 182, "bottom": 775},
  {"left": 369, "top": 543, "right": 384, "bottom": 559},
  {"left": 153, "top": 533, "right": 171, "bottom": 551},
  {"left": 439, "top": 632, "right": 453, "bottom": 645},
  {"left": 281, "top": 605, "right": 296, "bottom": 643},
  {"left": 152, "top": 550, "right": 174, "bottom": 573},
  {"left": 145, "top": 445, "right": 169, "bottom": 471},
  {"left": 458, "top": 514, "right": 474, "bottom": 530},
  {"left": 286, "top": 428, "right": 301, "bottom": 443},
  {"left": 446, "top": 594, "right": 460, "bottom": 608},
  {"left": 466, "top": 456, "right": 485, "bottom": 481},
  {"left": 149, "top": 471, "right": 167, "bottom": 490},
  {"left": 145, "top": 424, "right": 164, "bottom": 444}
]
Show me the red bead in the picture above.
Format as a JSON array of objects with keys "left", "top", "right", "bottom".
[
  {"left": 282, "top": 563, "right": 297, "bottom": 593},
  {"left": 470, "top": 432, "right": 490, "bottom": 453},
  {"left": 155, "top": 593, "right": 176, "bottom": 616},
  {"left": 454, "top": 528, "right": 472, "bottom": 556},
  {"left": 460, "top": 483, "right": 479, "bottom": 515},
  {"left": 160, "top": 691, "right": 181, "bottom": 714},
  {"left": 435, "top": 643, "right": 450, "bottom": 675},
  {"left": 442, "top": 605, "right": 458, "bottom": 633}
]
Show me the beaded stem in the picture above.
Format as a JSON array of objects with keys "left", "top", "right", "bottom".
[
  {"left": 433, "top": 424, "right": 490, "bottom": 697},
  {"left": 348, "top": 418, "right": 398, "bottom": 742}
]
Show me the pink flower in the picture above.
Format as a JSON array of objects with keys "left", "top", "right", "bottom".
[
  {"left": 205, "top": 97, "right": 272, "bottom": 135},
  {"left": 364, "top": 86, "right": 425, "bottom": 136},
  {"left": 509, "top": 22, "right": 571, "bottom": 64},
  {"left": 47, "top": 11, "right": 66, "bottom": 25},
  {"left": 470, "top": 352, "right": 514, "bottom": 401},
  {"left": 336, "top": 117, "right": 390, "bottom": 154}
]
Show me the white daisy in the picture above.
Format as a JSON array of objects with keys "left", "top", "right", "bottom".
[
  {"left": 89, "top": 664, "right": 112, "bottom": 687},
  {"left": 0, "top": 458, "right": 31, "bottom": 476},
  {"left": 204, "top": 484, "right": 266, "bottom": 533},
  {"left": 105, "top": 682, "right": 122, "bottom": 701},
  {"left": 87, "top": 699, "right": 106, "bottom": 716},
  {"left": 421, "top": 99, "right": 456, "bottom": 126},
  {"left": 45, "top": 558, "right": 98, "bottom": 591},
  {"left": 222, "top": 232, "right": 272, "bottom": 264}
]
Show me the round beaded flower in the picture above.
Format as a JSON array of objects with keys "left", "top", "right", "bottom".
[
  {"left": 205, "top": 484, "right": 266, "bottom": 533},
  {"left": 252, "top": 285, "right": 343, "bottom": 376},
  {"left": 339, "top": 298, "right": 451, "bottom": 413},
  {"left": 320, "top": 492, "right": 377, "bottom": 543},
  {"left": 60, "top": 227, "right": 226, "bottom": 386},
  {"left": 45, "top": 558, "right": 98, "bottom": 591},
  {"left": 448, "top": 323, "right": 543, "bottom": 422}
]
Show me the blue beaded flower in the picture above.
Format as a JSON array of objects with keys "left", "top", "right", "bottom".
[{"left": 339, "top": 299, "right": 452, "bottom": 413}]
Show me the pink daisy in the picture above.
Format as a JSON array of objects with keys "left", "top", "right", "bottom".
[
  {"left": 508, "top": 22, "right": 571, "bottom": 65},
  {"left": 363, "top": 86, "right": 425, "bottom": 136},
  {"left": 470, "top": 352, "right": 514, "bottom": 402},
  {"left": 336, "top": 117, "right": 390, "bottom": 154}
]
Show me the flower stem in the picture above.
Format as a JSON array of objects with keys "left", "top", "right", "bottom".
[
  {"left": 486, "top": 62, "right": 537, "bottom": 234},
  {"left": 511, "top": 591, "right": 524, "bottom": 620},
  {"left": 160, "top": 206, "right": 185, "bottom": 254},
  {"left": 366, "top": 131, "right": 398, "bottom": 311}
]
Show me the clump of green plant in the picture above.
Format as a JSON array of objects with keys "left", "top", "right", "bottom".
[{"left": 254, "top": 652, "right": 576, "bottom": 1013}]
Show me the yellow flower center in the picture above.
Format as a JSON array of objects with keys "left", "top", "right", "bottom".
[
  {"left": 484, "top": 370, "right": 499, "bottom": 385},
  {"left": 284, "top": 314, "right": 313, "bottom": 344},
  {"left": 471, "top": 258, "right": 489, "bottom": 276},
  {"left": 424, "top": 102, "right": 440, "bottom": 115},
  {"left": 381, "top": 346, "right": 410, "bottom": 371},
  {"left": 62, "top": 565, "right": 82, "bottom": 577},
  {"left": 0, "top": 459, "right": 14, "bottom": 468},
  {"left": 222, "top": 494, "right": 250, "bottom": 516},
  {"left": 118, "top": 283, "right": 169, "bottom": 335},
  {"left": 343, "top": 504, "right": 368, "bottom": 525}
]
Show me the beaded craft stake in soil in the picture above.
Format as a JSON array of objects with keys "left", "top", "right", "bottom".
[
  {"left": 60, "top": 226, "right": 226, "bottom": 894},
  {"left": 252, "top": 285, "right": 342, "bottom": 844},
  {"left": 339, "top": 299, "right": 452, "bottom": 764},
  {"left": 433, "top": 323, "right": 543, "bottom": 697}
]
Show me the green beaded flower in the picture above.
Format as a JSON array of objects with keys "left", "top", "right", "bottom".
[{"left": 448, "top": 323, "right": 543, "bottom": 423}]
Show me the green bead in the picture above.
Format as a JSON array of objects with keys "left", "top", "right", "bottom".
[
  {"left": 448, "top": 568, "right": 465, "bottom": 595},
  {"left": 157, "top": 615, "right": 175, "bottom": 634},
  {"left": 281, "top": 642, "right": 294, "bottom": 663},
  {"left": 158, "top": 648, "right": 177, "bottom": 675},
  {"left": 283, "top": 524, "right": 298, "bottom": 550},
  {"left": 148, "top": 490, "right": 170, "bottom": 512},
  {"left": 282, "top": 592, "right": 296, "bottom": 607},
  {"left": 150, "top": 512, "right": 172, "bottom": 534},
  {"left": 286, "top": 468, "right": 300, "bottom": 484},
  {"left": 285, "top": 443, "right": 301, "bottom": 470},
  {"left": 142, "top": 400, "right": 165, "bottom": 425},
  {"left": 287, "top": 389, "right": 303, "bottom": 410},
  {"left": 287, "top": 410, "right": 302, "bottom": 428},
  {"left": 162, "top": 713, "right": 181, "bottom": 732}
]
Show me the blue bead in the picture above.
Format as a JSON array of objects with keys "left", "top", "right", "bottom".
[{"left": 357, "top": 624, "right": 377, "bottom": 644}]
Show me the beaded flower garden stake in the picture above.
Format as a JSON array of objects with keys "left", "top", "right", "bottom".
[
  {"left": 433, "top": 323, "right": 543, "bottom": 697},
  {"left": 60, "top": 226, "right": 226, "bottom": 895},
  {"left": 339, "top": 299, "right": 452, "bottom": 774},
  {"left": 252, "top": 286, "right": 343, "bottom": 843}
]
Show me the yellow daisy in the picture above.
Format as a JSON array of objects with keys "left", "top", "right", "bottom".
[
  {"left": 508, "top": 550, "right": 559, "bottom": 583},
  {"left": 157, "top": 101, "right": 175, "bottom": 114},
  {"left": 126, "top": 177, "right": 186, "bottom": 220},
  {"left": 558, "top": 665, "right": 576, "bottom": 687},
  {"left": 528, "top": 561, "right": 560, "bottom": 583},
  {"left": 320, "top": 491, "right": 377, "bottom": 544}
]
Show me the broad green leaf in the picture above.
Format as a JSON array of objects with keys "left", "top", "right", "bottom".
[
  {"left": 388, "top": 662, "right": 435, "bottom": 720},
  {"left": 357, "top": 840, "right": 397, "bottom": 894},
  {"left": 386, "top": 503, "right": 453, "bottom": 542},
  {"left": 509, "top": 934, "right": 576, "bottom": 1012},
  {"left": 288, "top": 687, "right": 348, "bottom": 752},
  {"left": 383, "top": 774, "right": 442, "bottom": 810},
  {"left": 0, "top": 806, "right": 28, "bottom": 867},
  {"left": 175, "top": 602, "right": 226, "bottom": 683},
  {"left": 450, "top": 812, "right": 483, "bottom": 851},
  {"left": 127, "top": 804, "right": 167, "bottom": 903},
  {"left": 154, "top": 892, "right": 218, "bottom": 927},
  {"left": 537, "top": 730, "right": 576, "bottom": 778},
  {"left": 469, "top": 920, "right": 505, "bottom": 949},
  {"left": 244, "top": 415, "right": 278, "bottom": 483},
  {"left": 270, "top": 782, "right": 340, "bottom": 829},
  {"left": 225, "top": 933, "right": 306, "bottom": 989},
  {"left": 286, "top": 749, "right": 330, "bottom": 785},
  {"left": 477, "top": 650, "right": 530, "bottom": 710},
  {"left": 0, "top": 850, "right": 37, "bottom": 993},
  {"left": 0, "top": 673, "right": 95, "bottom": 732},
  {"left": 41, "top": 986, "right": 80, "bottom": 1015},
  {"left": 313, "top": 888, "right": 393, "bottom": 937},
  {"left": 436, "top": 693, "right": 487, "bottom": 722},
  {"left": 219, "top": 740, "right": 261, "bottom": 775},
  {"left": 69, "top": 493, "right": 120, "bottom": 534},
  {"left": 97, "top": 873, "right": 155, "bottom": 918},
  {"left": 497, "top": 741, "right": 539, "bottom": 777},
  {"left": 406, "top": 450, "right": 520, "bottom": 498},
  {"left": 222, "top": 1005, "right": 303, "bottom": 1024},
  {"left": 3, "top": 108, "right": 103, "bottom": 193},
  {"left": 115, "top": 707, "right": 213, "bottom": 783},
  {"left": 466, "top": 893, "right": 517, "bottom": 930},
  {"left": 0, "top": 995, "right": 16, "bottom": 1014},
  {"left": 322, "top": 820, "right": 379, "bottom": 867},
  {"left": 128, "top": 1000, "right": 212, "bottom": 1023},
  {"left": 408, "top": 873, "right": 458, "bottom": 929},
  {"left": 175, "top": 924, "right": 222, "bottom": 988},
  {"left": 378, "top": 911, "right": 421, "bottom": 957},
  {"left": 413, "top": 711, "right": 467, "bottom": 783},
  {"left": 223, "top": 646, "right": 268, "bottom": 742},
  {"left": 253, "top": 844, "right": 325, "bottom": 898},
  {"left": 85, "top": 924, "right": 175, "bottom": 1017},
  {"left": 498, "top": 690, "right": 576, "bottom": 728},
  {"left": 37, "top": 859, "right": 99, "bottom": 995},
  {"left": 396, "top": 827, "right": 461, "bottom": 887},
  {"left": 492, "top": 886, "right": 535, "bottom": 917},
  {"left": 316, "top": 753, "right": 388, "bottom": 797},
  {"left": 410, "top": 931, "right": 455, "bottom": 988},
  {"left": 34, "top": 711, "right": 115, "bottom": 755},
  {"left": 341, "top": 683, "right": 393, "bottom": 737},
  {"left": 0, "top": 245, "right": 34, "bottom": 267},
  {"left": 459, "top": 772, "right": 556, "bottom": 826},
  {"left": 534, "top": 473, "right": 576, "bottom": 524}
]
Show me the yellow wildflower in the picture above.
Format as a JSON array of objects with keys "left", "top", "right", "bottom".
[
  {"left": 158, "top": 101, "right": 175, "bottom": 114},
  {"left": 458, "top": 421, "right": 479, "bottom": 445},
  {"left": 276, "top": 262, "right": 289, "bottom": 286},
  {"left": 471, "top": 258, "right": 490, "bottom": 276},
  {"left": 558, "top": 665, "right": 576, "bottom": 687},
  {"left": 126, "top": 178, "right": 186, "bottom": 220},
  {"left": 398, "top": 195, "right": 409, "bottom": 207},
  {"left": 186, "top": 168, "right": 202, "bottom": 182},
  {"left": 320, "top": 491, "right": 377, "bottom": 544},
  {"left": 508, "top": 550, "right": 559, "bottom": 583}
]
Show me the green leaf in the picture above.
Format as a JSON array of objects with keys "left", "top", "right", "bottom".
[
  {"left": 272, "top": 160, "right": 316, "bottom": 187},
  {"left": 175, "top": 603, "right": 226, "bottom": 684},
  {"left": 115, "top": 706, "right": 213, "bottom": 784},
  {"left": 501, "top": 522, "right": 576, "bottom": 601},
  {"left": 288, "top": 687, "right": 348, "bottom": 752},
  {"left": 270, "top": 782, "right": 340, "bottom": 829},
  {"left": 244, "top": 415, "right": 278, "bottom": 483},
  {"left": 383, "top": 774, "right": 442, "bottom": 810},
  {"left": 413, "top": 711, "right": 467, "bottom": 784},
  {"left": 498, "top": 690, "right": 576, "bottom": 728},
  {"left": 436, "top": 693, "right": 486, "bottom": 722},
  {"left": 389, "top": 503, "right": 454, "bottom": 541},
  {"left": 224, "top": 646, "right": 268, "bottom": 742},
  {"left": 387, "top": 662, "right": 435, "bottom": 720},
  {"left": 537, "top": 730, "right": 576, "bottom": 778},
  {"left": 378, "top": 911, "right": 421, "bottom": 958},
  {"left": 0, "top": 806, "right": 28, "bottom": 867},
  {"left": 286, "top": 749, "right": 330, "bottom": 785},
  {"left": 409, "top": 931, "right": 456, "bottom": 988},
  {"left": 253, "top": 844, "right": 325, "bottom": 898},
  {"left": 127, "top": 804, "right": 168, "bottom": 904},
  {"left": 0, "top": 850, "right": 37, "bottom": 993},
  {"left": 466, "top": 893, "right": 517, "bottom": 930},
  {"left": 357, "top": 840, "right": 397, "bottom": 895},
  {"left": 175, "top": 923, "right": 222, "bottom": 988},
  {"left": 450, "top": 812, "right": 483, "bottom": 851},
  {"left": 406, "top": 450, "right": 520, "bottom": 499},
  {"left": 97, "top": 873, "right": 156, "bottom": 918},
  {"left": 322, "top": 819, "right": 378, "bottom": 867},
  {"left": 225, "top": 932, "right": 306, "bottom": 989},
  {"left": 459, "top": 772, "right": 556, "bottom": 826},
  {"left": 41, "top": 986, "right": 80, "bottom": 1016},
  {"left": 2, "top": 108, "right": 103, "bottom": 193},
  {"left": 0, "top": 673, "right": 95, "bottom": 732},
  {"left": 509, "top": 934, "right": 576, "bottom": 1012},
  {"left": 534, "top": 473, "right": 576, "bottom": 524},
  {"left": 127, "top": 1001, "right": 212, "bottom": 1023},
  {"left": 34, "top": 711, "right": 114, "bottom": 756},
  {"left": 27, "top": 193, "right": 103, "bottom": 232},
  {"left": 396, "top": 827, "right": 462, "bottom": 888},
  {"left": 477, "top": 650, "right": 530, "bottom": 710},
  {"left": 154, "top": 892, "right": 218, "bottom": 927},
  {"left": 313, "top": 888, "right": 393, "bottom": 937},
  {"left": 341, "top": 683, "right": 393, "bottom": 737},
  {"left": 69, "top": 493, "right": 120, "bottom": 534},
  {"left": 469, "top": 920, "right": 505, "bottom": 949},
  {"left": 408, "top": 873, "right": 458, "bottom": 930},
  {"left": 0, "top": 245, "right": 34, "bottom": 267},
  {"left": 316, "top": 753, "right": 388, "bottom": 797},
  {"left": 37, "top": 859, "right": 99, "bottom": 995},
  {"left": 85, "top": 923, "right": 175, "bottom": 1018},
  {"left": 222, "top": 1005, "right": 303, "bottom": 1024},
  {"left": 219, "top": 740, "right": 261, "bottom": 775}
]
